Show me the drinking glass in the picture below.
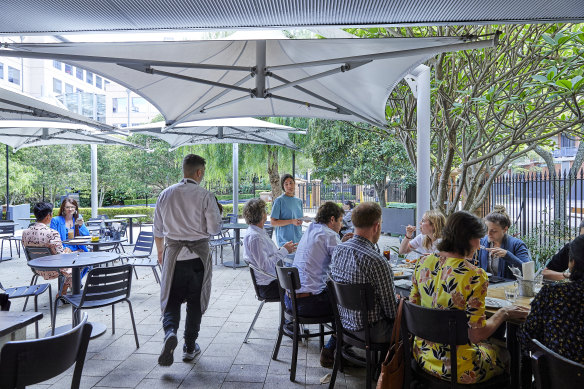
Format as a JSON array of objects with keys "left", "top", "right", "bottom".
[
  {"left": 383, "top": 245, "right": 391, "bottom": 261},
  {"left": 505, "top": 282, "right": 518, "bottom": 303},
  {"left": 534, "top": 274, "right": 543, "bottom": 294},
  {"left": 67, "top": 228, "right": 75, "bottom": 240}
]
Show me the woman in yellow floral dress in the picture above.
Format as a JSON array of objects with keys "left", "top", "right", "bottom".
[{"left": 409, "top": 211, "right": 529, "bottom": 384}]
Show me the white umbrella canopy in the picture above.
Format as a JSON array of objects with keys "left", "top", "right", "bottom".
[
  {"left": 0, "top": 120, "right": 143, "bottom": 151},
  {"left": 1, "top": 35, "right": 496, "bottom": 129},
  {"left": 130, "top": 117, "right": 302, "bottom": 150}
]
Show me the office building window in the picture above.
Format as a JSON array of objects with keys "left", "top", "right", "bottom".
[
  {"left": 104, "top": 80, "right": 110, "bottom": 91},
  {"left": 76, "top": 88, "right": 83, "bottom": 93},
  {"left": 65, "top": 83, "right": 73, "bottom": 94},
  {"left": 76, "top": 67, "right": 83, "bottom": 80},
  {"left": 112, "top": 97, "right": 128, "bottom": 113},
  {"left": 8, "top": 67, "right": 20, "bottom": 85},
  {"left": 131, "top": 97, "right": 148, "bottom": 112},
  {"left": 95, "top": 75, "right": 103, "bottom": 89},
  {"left": 64, "top": 64, "right": 73, "bottom": 75},
  {"left": 86, "top": 71, "right": 93, "bottom": 85},
  {"left": 53, "top": 60, "right": 62, "bottom": 70},
  {"left": 0, "top": 62, "right": 3, "bottom": 79},
  {"left": 53, "top": 78, "right": 62, "bottom": 94}
]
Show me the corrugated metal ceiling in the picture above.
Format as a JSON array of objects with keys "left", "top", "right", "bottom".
[{"left": 1, "top": 0, "right": 582, "bottom": 34}]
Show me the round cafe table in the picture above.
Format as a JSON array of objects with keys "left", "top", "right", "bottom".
[
  {"left": 221, "top": 223, "right": 248, "bottom": 269},
  {"left": 27, "top": 251, "right": 119, "bottom": 338},
  {"left": 116, "top": 214, "right": 146, "bottom": 245}
]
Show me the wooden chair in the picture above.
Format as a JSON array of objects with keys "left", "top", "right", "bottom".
[
  {"left": 530, "top": 338, "right": 584, "bottom": 389},
  {"left": 55, "top": 264, "right": 140, "bottom": 348},
  {"left": 243, "top": 260, "right": 280, "bottom": 343},
  {"left": 402, "top": 300, "right": 510, "bottom": 389},
  {"left": 272, "top": 261, "right": 334, "bottom": 382},
  {"left": 121, "top": 231, "right": 159, "bottom": 283},
  {"left": 0, "top": 314, "right": 92, "bottom": 389},
  {"left": 326, "top": 279, "right": 391, "bottom": 389}
]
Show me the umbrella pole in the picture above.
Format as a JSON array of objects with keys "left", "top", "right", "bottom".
[{"left": 5, "top": 145, "right": 8, "bottom": 220}]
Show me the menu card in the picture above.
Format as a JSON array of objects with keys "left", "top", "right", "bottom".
[{"left": 522, "top": 261, "right": 535, "bottom": 281}]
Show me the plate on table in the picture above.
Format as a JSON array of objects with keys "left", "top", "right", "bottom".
[
  {"left": 67, "top": 238, "right": 91, "bottom": 244},
  {"left": 485, "top": 297, "right": 511, "bottom": 309},
  {"left": 393, "top": 269, "right": 413, "bottom": 280}
]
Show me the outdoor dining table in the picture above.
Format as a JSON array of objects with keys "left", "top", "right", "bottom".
[
  {"left": 0, "top": 311, "right": 42, "bottom": 349},
  {"left": 116, "top": 214, "right": 146, "bottom": 245},
  {"left": 221, "top": 223, "right": 248, "bottom": 269},
  {"left": 63, "top": 237, "right": 127, "bottom": 252},
  {"left": 27, "top": 251, "right": 119, "bottom": 338}
]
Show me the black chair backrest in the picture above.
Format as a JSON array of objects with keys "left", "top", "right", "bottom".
[
  {"left": 133, "top": 231, "right": 154, "bottom": 254},
  {"left": 0, "top": 315, "right": 92, "bottom": 389},
  {"left": 275, "top": 262, "right": 302, "bottom": 316},
  {"left": 244, "top": 260, "right": 278, "bottom": 302},
  {"left": 402, "top": 300, "right": 469, "bottom": 387},
  {"left": 530, "top": 338, "right": 584, "bottom": 389},
  {"left": 79, "top": 265, "right": 133, "bottom": 305},
  {"left": 0, "top": 224, "right": 15, "bottom": 235},
  {"left": 24, "top": 246, "right": 54, "bottom": 273},
  {"left": 227, "top": 213, "right": 237, "bottom": 224}
]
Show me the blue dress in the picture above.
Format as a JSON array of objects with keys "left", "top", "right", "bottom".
[
  {"left": 50, "top": 215, "right": 90, "bottom": 252},
  {"left": 271, "top": 194, "right": 303, "bottom": 246}
]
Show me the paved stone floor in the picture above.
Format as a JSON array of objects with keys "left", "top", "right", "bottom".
[{"left": 1, "top": 229, "right": 400, "bottom": 389}]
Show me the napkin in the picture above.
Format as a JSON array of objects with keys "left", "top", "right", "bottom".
[{"left": 522, "top": 261, "right": 535, "bottom": 281}]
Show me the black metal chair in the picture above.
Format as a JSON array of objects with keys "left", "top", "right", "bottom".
[
  {"left": 0, "top": 281, "right": 53, "bottom": 338},
  {"left": 0, "top": 314, "right": 92, "bottom": 389},
  {"left": 121, "top": 231, "right": 159, "bottom": 283},
  {"left": 243, "top": 260, "right": 280, "bottom": 343},
  {"left": 402, "top": 300, "right": 510, "bottom": 389},
  {"left": 0, "top": 223, "right": 20, "bottom": 261},
  {"left": 530, "top": 338, "right": 584, "bottom": 389},
  {"left": 326, "top": 279, "right": 391, "bottom": 389},
  {"left": 210, "top": 216, "right": 235, "bottom": 265},
  {"left": 272, "top": 261, "right": 334, "bottom": 382},
  {"left": 55, "top": 264, "right": 140, "bottom": 348},
  {"left": 23, "top": 246, "right": 64, "bottom": 311}
]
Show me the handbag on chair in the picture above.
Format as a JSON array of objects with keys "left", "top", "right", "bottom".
[{"left": 376, "top": 296, "right": 404, "bottom": 389}]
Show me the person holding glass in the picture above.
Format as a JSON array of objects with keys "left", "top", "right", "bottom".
[
  {"left": 409, "top": 211, "right": 529, "bottom": 384},
  {"left": 518, "top": 234, "right": 584, "bottom": 364},
  {"left": 476, "top": 206, "right": 531, "bottom": 279},
  {"left": 50, "top": 198, "right": 90, "bottom": 253},
  {"left": 542, "top": 220, "right": 584, "bottom": 281},
  {"left": 399, "top": 209, "right": 445, "bottom": 256},
  {"left": 270, "top": 174, "right": 303, "bottom": 246}
]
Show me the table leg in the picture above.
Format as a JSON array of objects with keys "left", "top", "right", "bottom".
[
  {"left": 507, "top": 322, "right": 521, "bottom": 389},
  {"left": 128, "top": 218, "right": 134, "bottom": 245},
  {"left": 222, "top": 228, "right": 247, "bottom": 269}
]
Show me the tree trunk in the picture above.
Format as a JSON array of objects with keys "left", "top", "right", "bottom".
[
  {"left": 267, "top": 146, "right": 282, "bottom": 200},
  {"left": 375, "top": 179, "right": 387, "bottom": 208}
]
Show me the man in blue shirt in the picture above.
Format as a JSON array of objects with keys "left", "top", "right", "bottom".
[
  {"left": 287, "top": 202, "right": 353, "bottom": 367},
  {"left": 271, "top": 174, "right": 303, "bottom": 246}
]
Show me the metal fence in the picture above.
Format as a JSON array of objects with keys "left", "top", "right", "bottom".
[
  {"left": 485, "top": 170, "right": 584, "bottom": 252},
  {"left": 297, "top": 182, "right": 415, "bottom": 213}
]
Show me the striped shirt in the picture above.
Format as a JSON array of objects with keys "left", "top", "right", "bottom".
[{"left": 331, "top": 235, "right": 397, "bottom": 331}]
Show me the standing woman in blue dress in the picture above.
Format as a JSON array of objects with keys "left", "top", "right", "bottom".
[
  {"left": 270, "top": 174, "right": 304, "bottom": 247},
  {"left": 50, "top": 198, "right": 90, "bottom": 253}
]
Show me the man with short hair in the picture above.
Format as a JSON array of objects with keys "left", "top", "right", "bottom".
[
  {"left": 21, "top": 202, "right": 72, "bottom": 296},
  {"left": 154, "top": 154, "right": 222, "bottom": 366},
  {"left": 290, "top": 201, "right": 353, "bottom": 367},
  {"left": 330, "top": 202, "right": 397, "bottom": 343}
]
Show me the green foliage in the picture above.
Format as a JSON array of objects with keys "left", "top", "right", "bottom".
[
  {"left": 221, "top": 202, "right": 272, "bottom": 217},
  {"left": 515, "top": 219, "right": 575, "bottom": 270},
  {"left": 54, "top": 206, "right": 155, "bottom": 223}
]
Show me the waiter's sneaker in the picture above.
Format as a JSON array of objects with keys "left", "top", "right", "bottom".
[
  {"left": 182, "top": 343, "right": 201, "bottom": 361},
  {"left": 158, "top": 332, "right": 178, "bottom": 366}
]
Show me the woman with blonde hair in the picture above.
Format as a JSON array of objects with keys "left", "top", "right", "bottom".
[
  {"left": 399, "top": 209, "right": 445, "bottom": 255},
  {"left": 476, "top": 205, "right": 530, "bottom": 279}
]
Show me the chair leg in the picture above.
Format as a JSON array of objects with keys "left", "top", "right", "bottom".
[
  {"left": 34, "top": 295, "right": 39, "bottom": 338},
  {"left": 47, "top": 284, "right": 54, "bottom": 335},
  {"left": 319, "top": 323, "right": 324, "bottom": 350},
  {"left": 127, "top": 299, "right": 140, "bottom": 348},
  {"left": 272, "top": 311, "right": 285, "bottom": 360},
  {"left": 152, "top": 266, "right": 160, "bottom": 284},
  {"left": 112, "top": 304, "right": 115, "bottom": 334},
  {"left": 52, "top": 295, "right": 59, "bottom": 336},
  {"left": 365, "top": 349, "right": 371, "bottom": 389},
  {"left": 244, "top": 301, "right": 265, "bottom": 343},
  {"left": 290, "top": 321, "right": 299, "bottom": 381},
  {"left": 133, "top": 265, "right": 139, "bottom": 280},
  {"left": 23, "top": 274, "right": 39, "bottom": 311},
  {"left": 329, "top": 338, "right": 342, "bottom": 389}
]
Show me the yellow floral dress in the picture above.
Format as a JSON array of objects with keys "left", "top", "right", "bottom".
[{"left": 409, "top": 254, "right": 506, "bottom": 384}]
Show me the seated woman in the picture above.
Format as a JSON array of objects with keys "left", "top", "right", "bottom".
[
  {"left": 50, "top": 198, "right": 90, "bottom": 253},
  {"left": 342, "top": 200, "right": 355, "bottom": 227},
  {"left": 22, "top": 202, "right": 73, "bottom": 296},
  {"left": 399, "top": 209, "right": 445, "bottom": 256},
  {"left": 476, "top": 206, "right": 531, "bottom": 279},
  {"left": 518, "top": 234, "right": 584, "bottom": 364},
  {"left": 243, "top": 198, "right": 296, "bottom": 299},
  {"left": 543, "top": 220, "right": 584, "bottom": 281},
  {"left": 410, "top": 211, "right": 529, "bottom": 384}
]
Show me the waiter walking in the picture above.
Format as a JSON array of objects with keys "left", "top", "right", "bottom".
[{"left": 154, "top": 154, "right": 222, "bottom": 366}]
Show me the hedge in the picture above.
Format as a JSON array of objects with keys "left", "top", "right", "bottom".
[
  {"left": 58, "top": 206, "right": 155, "bottom": 223},
  {"left": 124, "top": 199, "right": 155, "bottom": 206},
  {"left": 220, "top": 202, "right": 272, "bottom": 217},
  {"left": 216, "top": 193, "right": 256, "bottom": 201}
]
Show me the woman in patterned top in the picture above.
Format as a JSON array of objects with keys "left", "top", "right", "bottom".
[
  {"left": 518, "top": 234, "right": 584, "bottom": 364},
  {"left": 410, "top": 211, "right": 529, "bottom": 384}
]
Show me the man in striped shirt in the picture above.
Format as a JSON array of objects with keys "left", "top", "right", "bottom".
[{"left": 330, "top": 202, "right": 398, "bottom": 343}]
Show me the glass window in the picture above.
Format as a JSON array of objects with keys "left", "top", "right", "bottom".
[
  {"left": 112, "top": 97, "right": 128, "bottom": 113},
  {"left": 131, "top": 97, "right": 148, "bottom": 112},
  {"left": 95, "top": 75, "right": 102, "bottom": 89},
  {"left": 76, "top": 67, "right": 83, "bottom": 80},
  {"left": 86, "top": 71, "right": 93, "bottom": 85},
  {"left": 0, "top": 62, "right": 3, "bottom": 79},
  {"left": 53, "top": 60, "right": 62, "bottom": 70},
  {"left": 76, "top": 88, "right": 83, "bottom": 93},
  {"left": 64, "top": 64, "right": 73, "bottom": 75},
  {"left": 65, "top": 83, "right": 73, "bottom": 94},
  {"left": 104, "top": 80, "right": 110, "bottom": 91},
  {"left": 52, "top": 78, "right": 62, "bottom": 94},
  {"left": 8, "top": 67, "right": 20, "bottom": 85}
]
